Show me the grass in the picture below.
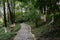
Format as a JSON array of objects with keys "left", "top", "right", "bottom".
[
  {"left": 27, "top": 21, "right": 52, "bottom": 39},
  {"left": 0, "top": 23, "right": 21, "bottom": 40},
  {"left": 13, "top": 23, "right": 21, "bottom": 32},
  {"left": 0, "top": 32, "right": 16, "bottom": 40},
  {"left": 28, "top": 21, "right": 60, "bottom": 40}
]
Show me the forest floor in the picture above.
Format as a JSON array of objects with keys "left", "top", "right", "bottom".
[{"left": 13, "top": 23, "right": 36, "bottom": 40}]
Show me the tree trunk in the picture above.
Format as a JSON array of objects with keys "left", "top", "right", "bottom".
[
  {"left": 7, "top": 0, "right": 15, "bottom": 31},
  {"left": 3, "top": 1, "right": 8, "bottom": 33}
]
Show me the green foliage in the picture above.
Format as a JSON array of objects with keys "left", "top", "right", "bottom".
[
  {"left": 15, "top": 12, "right": 29, "bottom": 22},
  {"left": 46, "top": 14, "right": 53, "bottom": 23},
  {"left": 1, "top": 0, "right": 60, "bottom": 40},
  {"left": 0, "top": 23, "right": 20, "bottom": 40},
  {"left": 0, "top": 22, "right": 3, "bottom": 28},
  {"left": 54, "top": 13, "right": 60, "bottom": 27},
  {"left": 29, "top": 22, "right": 51, "bottom": 36},
  {"left": 0, "top": 32, "right": 16, "bottom": 40},
  {"left": 13, "top": 23, "right": 20, "bottom": 32},
  {"left": 0, "top": 28, "right": 5, "bottom": 34}
]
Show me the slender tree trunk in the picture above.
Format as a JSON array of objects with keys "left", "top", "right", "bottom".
[
  {"left": 7, "top": 0, "right": 15, "bottom": 31},
  {"left": 3, "top": 1, "right": 7, "bottom": 33},
  {"left": 7, "top": 0, "right": 14, "bottom": 24}
]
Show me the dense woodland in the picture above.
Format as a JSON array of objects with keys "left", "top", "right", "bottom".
[{"left": 0, "top": 0, "right": 60, "bottom": 40}]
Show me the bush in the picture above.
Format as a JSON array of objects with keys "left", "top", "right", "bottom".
[{"left": 15, "top": 12, "right": 29, "bottom": 23}]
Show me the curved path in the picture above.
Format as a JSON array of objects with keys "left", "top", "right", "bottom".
[{"left": 14, "top": 23, "right": 36, "bottom": 40}]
